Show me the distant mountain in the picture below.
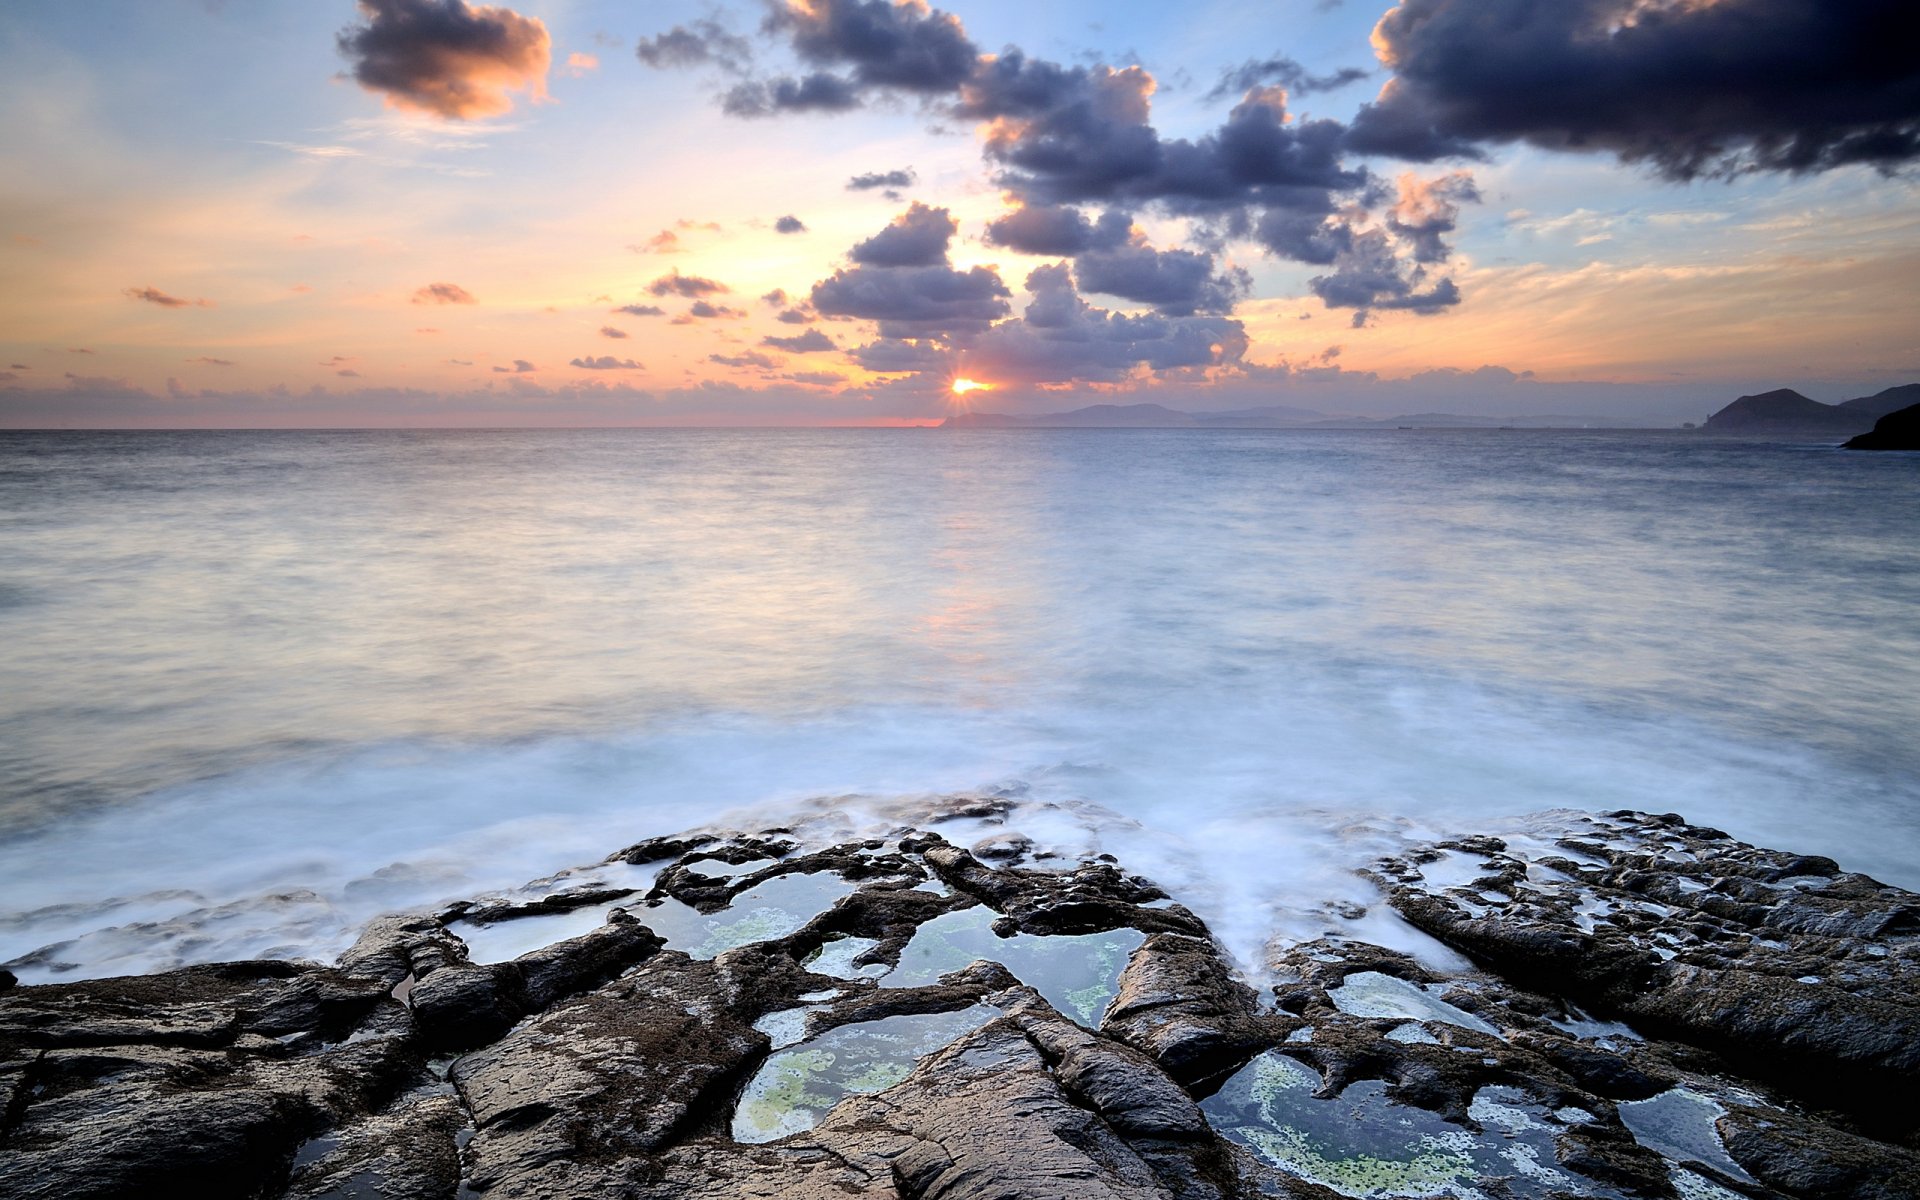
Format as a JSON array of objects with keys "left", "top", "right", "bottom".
[
  {"left": 1703, "top": 387, "right": 1893, "bottom": 435},
  {"left": 1839, "top": 383, "right": 1920, "bottom": 420},
  {"left": 1842, "top": 402, "right": 1920, "bottom": 451},
  {"left": 941, "top": 404, "right": 1646, "bottom": 429}
]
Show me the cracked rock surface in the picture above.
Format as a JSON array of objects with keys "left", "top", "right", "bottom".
[{"left": 2, "top": 803, "right": 1916, "bottom": 1199}]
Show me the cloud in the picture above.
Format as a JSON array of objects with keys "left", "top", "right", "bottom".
[
  {"left": 1205, "top": 56, "right": 1369, "bottom": 102},
  {"left": 710, "top": 351, "right": 779, "bottom": 369},
  {"left": 1308, "top": 227, "right": 1463, "bottom": 319},
  {"left": 412, "top": 282, "right": 476, "bottom": 305},
  {"left": 646, "top": 269, "right": 729, "bottom": 298},
  {"left": 600, "top": 326, "right": 629, "bottom": 339},
  {"left": 336, "top": 0, "right": 551, "bottom": 120},
  {"left": 570, "top": 356, "right": 643, "bottom": 369},
  {"left": 636, "top": 230, "right": 682, "bottom": 254},
  {"left": 786, "top": 371, "right": 844, "bottom": 386},
  {"left": 962, "top": 263, "right": 1249, "bottom": 384},
  {"left": 775, "top": 214, "right": 808, "bottom": 234},
  {"left": 723, "top": 73, "right": 862, "bottom": 116},
  {"left": 491, "top": 359, "right": 536, "bottom": 373},
  {"left": 1346, "top": 0, "right": 1920, "bottom": 178},
  {"left": 847, "top": 168, "right": 916, "bottom": 191},
  {"left": 1072, "top": 240, "right": 1251, "bottom": 316},
  {"left": 126, "top": 285, "right": 210, "bottom": 309},
  {"left": 687, "top": 300, "right": 745, "bottom": 319},
  {"left": 186, "top": 357, "right": 236, "bottom": 366},
  {"left": 1386, "top": 170, "right": 1479, "bottom": 263},
  {"left": 762, "top": 289, "right": 789, "bottom": 306},
  {"left": 564, "top": 52, "right": 597, "bottom": 77},
  {"left": 984, "top": 205, "right": 1131, "bottom": 256},
  {"left": 776, "top": 309, "right": 814, "bottom": 325},
  {"left": 849, "top": 201, "right": 956, "bottom": 267},
  {"left": 636, "top": 20, "right": 750, "bottom": 71},
  {"left": 763, "top": 329, "right": 837, "bottom": 353},
  {"left": 811, "top": 206, "right": 1011, "bottom": 335},
  {"left": 764, "top": 0, "right": 978, "bottom": 98},
  {"left": 337, "top": 368, "right": 362, "bottom": 378},
  {"left": 614, "top": 303, "right": 666, "bottom": 317}
]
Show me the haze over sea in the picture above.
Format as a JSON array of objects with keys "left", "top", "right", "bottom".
[{"left": 3, "top": 427, "right": 1917, "bottom": 982}]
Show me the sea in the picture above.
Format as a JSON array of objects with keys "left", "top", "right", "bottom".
[{"left": 2, "top": 428, "right": 1916, "bottom": 982}]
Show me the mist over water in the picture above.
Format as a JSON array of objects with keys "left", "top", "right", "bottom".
[{"left": 2, "top": 428, "right": 1916, "bottom": 980}]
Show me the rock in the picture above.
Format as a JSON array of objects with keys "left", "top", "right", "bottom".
[
  {"left": 283, "top": 1091, "right": 468, "bottom": 1200},
  {"left": 6, "top": 815, "right": 1919, "bottom": 1200},
  {"left": 1843, "top": 401, "right": 1920, "bottom": 450}
]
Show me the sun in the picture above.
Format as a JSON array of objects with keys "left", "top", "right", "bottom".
[{"left": 951, "top": 378, "right": 990, "bottom": 395}]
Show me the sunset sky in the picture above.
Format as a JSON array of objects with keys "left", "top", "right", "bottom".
[{"left": 2, "top": 0, "right": 1915, "bottom": 426}]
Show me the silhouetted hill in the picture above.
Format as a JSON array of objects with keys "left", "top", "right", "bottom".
[
  {"left": 1840, "top": 383, "right": 1920, "bottom": 419},
  {"left": 1842, "top": 402, "right": 1920, "bottom": 451},
  {"left": 1703, "top": 389, "right": 1874, "bottom": 434}
]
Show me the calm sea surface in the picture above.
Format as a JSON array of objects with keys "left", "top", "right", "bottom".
[{"left": 2, "top": 428, "right": 1916, "bottom": 978}]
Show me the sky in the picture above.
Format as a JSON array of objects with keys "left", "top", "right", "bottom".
[{"left": 1, "top": 0, "right": 1915, "bottom": 427}]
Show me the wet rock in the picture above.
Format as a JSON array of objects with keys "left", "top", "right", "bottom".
[
  {"left": 1719, "top": 1103, "right": 1920, "bottom": 1200},
  {"left": 283, "top": 1090, "right": 468, "bottom": 1200},
  {"left": 1103, "top": 933, "right": 1267, "bottom": 1087},
  {"left": 450, "top": 950, "right": 766, "bottom": 1193}
]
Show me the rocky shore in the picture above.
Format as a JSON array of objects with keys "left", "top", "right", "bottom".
[{"left": 2, "top": 803, "right": 1916, "bottom": 1199}]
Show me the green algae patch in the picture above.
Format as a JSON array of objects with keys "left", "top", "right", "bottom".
[
  {"left": 731, "top": 1003, "right": 1001, "bottom": 1143},
  {"left": 880, "top": 905, "right": 1143, "bottom": 1026},
  {"left": 1202, "top": 1054, "right": 1624, "bottom": 1199}
]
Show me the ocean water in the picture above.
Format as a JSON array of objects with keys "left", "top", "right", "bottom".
[{"left": 1, "top": 428, "right": 1916, "bottom": 981}]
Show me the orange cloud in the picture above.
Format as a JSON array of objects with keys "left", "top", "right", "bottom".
[
  {"left": 338, "top": 0, "right": 551, "bottom": 121},
  {"left": 412, "top": 282, "right": 476, "bottom": 305},
  {"left": 125, "top": 285, "right": 212, "bottom": 309}
]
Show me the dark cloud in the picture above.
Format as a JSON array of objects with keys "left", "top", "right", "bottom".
[
  {"left": 635, "top": 20, "right": 750, "bottom": 71},
  {"left": 1347, "top": 0, "right": 1920, "bottom": 178},
  {"left": 851, "top": 338, "right": 947, "bottom": 374},
  {"left": 336, "top": 0, "right": 551, "bottom": 120},
  {"left": 1307, "top": 228, "right": 1462, "bottom": 320},
  {"left": 763, "top": 329, "right": 836, "bottom": 353},
  {"left": 966, "top": 264, "right": 1248, "bottom": 383},
  {"left": 766, "top": 0, "right": 978, "bottom": 95},
  {"left": 570, "top": 356, "right": 643, "bottom": 369},
  {"left": 447, "top": 358, "right": 474, "bottom": 365},
  {"left": 126, "top": 286, "right": 209, "bottom": 309},
  {"left": 337, "top": 369, "right": 362, "bottom": 378},
  {"left": 762, "top": 289, "right": 788, "bottom": 306},
  {"left": 614, "top": 303, "right": 666, "bottom": 317},
  {"left": 600, "top": 326, "right": 629, "bottom": 339},
  {"left": 723, "top": 73, "right": 862, "bottom": 117},
  {"left": 849, "top": 202, "right": 955, "bottom": 267},
  {"left": 186, "top": 357, "right": 235, "bottom": 366},
  {"left": 785, "top": 371, "right": 844, "bottom": 386},
  {"left": 847, "top": 168, "right": 916, "bottom": 191},
  {"left": 811, "top": 206, "right": 1011, "bottom": 335},
  {"left": 710, "top": 351, "right": 779, "bottom": 369},
  {"left": 491, "top": 359, "right": 536, "bottom": 373},
  {"left": 646, "top": 269, "right": 729, "bottom": 298},
  {"left": 984, "top": 205, "right": 1131, "bottom": 256},
  {"left": 1072, "top": 241, "right": 1250, "bottom": 316},
  {"left": 412, "top": 282, "right": 476, "bottom": 305},
  {"left": 1205, "top": 56, "right": 1369, "bottom": 102},
  {"left": 687, "top": 300, "right": 745, "bottom": 319},
  {"left": 776, "top": 309, "right": 814, "bottom": 325},
  {"left": 774, "top": 214, "right": 808, "bottom": 234}
]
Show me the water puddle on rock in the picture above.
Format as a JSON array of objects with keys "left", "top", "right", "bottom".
[
  {"left": 682, "top": 857, "right": 777, "bottom": 878},
  {"left": 1617, "top": 1088, "right": 1754, "bottom": 1184},
  {"left": 1203, "top": 1053, "right": 1623, "bottom": 1199},
  {"left": 638, "top": 871, "right": 857, "bottom": 960},
  {"left": 732, "top": 1003, "right": 1001, "bottom": 1143},
  {"left": 880, "top": 905, "right": 1143, "bottom": 1025},
  {"left": 450, "top": 897, "right": 637, "bottom": 965},
  {"left": 805, "top": 934, "right": 887, "bottom": 979},
  {"left": 1328, "top": 972, "right": 1500, "bottom": 1036}
]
